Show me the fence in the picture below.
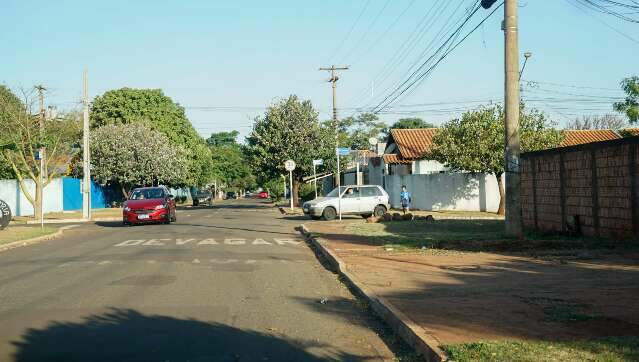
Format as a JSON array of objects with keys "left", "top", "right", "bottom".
[
  {"left": 383, "top": 172, "right": 501, "bottom": 212},
  {"left": 520, "top": 137, "right": 639, "bottom": 239}
]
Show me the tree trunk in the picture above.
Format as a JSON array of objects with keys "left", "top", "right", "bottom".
[
  {"left": 34, "top": 181, "right": 42, "bottom": 220},
  {"left": 496, "top": 172, "right": 505, "bottom": 215},
  {"left": 120, "top": 184, "right": 129, "bottom": 200},
  {"left": 292, "top": 179, "right": 301, "bottom": 207}
]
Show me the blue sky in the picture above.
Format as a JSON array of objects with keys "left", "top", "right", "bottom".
[{"left": 1, "top": 0, "right": 637, "bottom": 140}]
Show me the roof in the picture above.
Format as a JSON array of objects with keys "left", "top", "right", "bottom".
[
  {"left": 622, "top": 128, "right": 639, "bottom": 136},
  {"left": 383, "top": 154, "right": 412, "bottom": 165},
  {"left": 387, "top": 128, "right": 439, "bottom": 160},
  {"left": 560, "top": 130, "right": 621, "bottom": 147}
]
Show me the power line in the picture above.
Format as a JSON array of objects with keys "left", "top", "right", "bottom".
[
  {"left": 327, "top": 0, "right": 372, "bottom": 64},
  {"left": 338, "top": 0, "right": 392, "bottom": 64}
]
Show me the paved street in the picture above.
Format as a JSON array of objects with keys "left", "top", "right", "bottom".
[{"left": 0, "top": 200, "right": 396, "bottom": 361}]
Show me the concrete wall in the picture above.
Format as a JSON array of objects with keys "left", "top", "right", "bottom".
[
  {"left": 0, "top": 178, "right": 64, "bottom": 216},
  {"left": 521, "top": 137, "right": 639, "bottom": 239},
  {"left": 383, "top": 172, "right": 501, "bottom": 212}
]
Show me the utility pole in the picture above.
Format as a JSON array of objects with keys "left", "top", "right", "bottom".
[
  {"left": 504, "top": 0, "right": 522, "bottom": 237},
  {"left": 82, "top": 68, "right": 92, "bottom": 220},
  {"left": 319, "top": 65, "right": 348, "bottom": 220},
  {"left": 35, "top": 85, "right": 46, "bottom": 227}
]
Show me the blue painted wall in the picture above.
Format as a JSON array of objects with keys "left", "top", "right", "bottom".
[{"left": 62, "top": 177, "right": 107, "bottom": 211}]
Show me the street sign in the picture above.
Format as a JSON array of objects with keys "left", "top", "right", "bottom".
[
  {"left": 34, "top": 150, "right": 42, "bottom": 161},
  {"left": 368, "top": 137, "right": 378, "bottom": 146},
  {"left": 0, "top": 199, "right": 11, "bottom": 230},
  {"left": 312, "top": 159, "right": 323, "bottom": 166},
  {"left": 284, "top": 160, "right": 296, "bottom": 171},
  {"left": 337, "top": 147, "right": 350, "bottom": 156}
]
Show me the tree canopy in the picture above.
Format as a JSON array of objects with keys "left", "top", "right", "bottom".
[
  {"left": 567, "top": 114, "right": 627, "bottom": 130},
  {"left": 207, "top": 131, "right": 239, "bottom": 147},
  {"left": 90, "top": 123, "right": 187, "bottom": 197},
  {"left": 384, "top": 117, "right": 434, "bottom": 136},
  {"left": 246, "top": 95, "right": 335, "bottom": 205},
  {"left": 0, "top": 85, "right": 81, "bottom": 216},
  {"left": 334, "top": 112, "right": 387, "bottom": 150},
  {"left": 428, "top": 104, "right": 563, "bottom": 215},
  {"left": 90, "top": 88, "right": 213, "bottom": 186},
  {"left": 614, "top": 76, "right": 639, "bottom": 123}
]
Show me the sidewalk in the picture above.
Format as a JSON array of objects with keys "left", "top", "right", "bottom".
[
  {"left": 303, "top": 220, "right": 639, "bottom": 361},
  {"left": 12, "top": 208, "right": 122, "bottom": 224}
]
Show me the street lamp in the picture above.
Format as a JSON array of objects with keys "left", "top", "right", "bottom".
[{"left": 519, "top": 52, "right": 532, "bottom": 81}]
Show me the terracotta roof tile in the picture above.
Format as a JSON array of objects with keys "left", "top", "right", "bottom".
[
  {"left": 388, "top": 128, "right": 439, "bottom": 160},
  {"left": 560, "top": 130, "right": 620, "bottom": 147},
  {"left": 622, "top": 128, "right": 639, "bottom": 136},
  {"left": 383, "top": 154, "right": 412, "bottom": 164}
]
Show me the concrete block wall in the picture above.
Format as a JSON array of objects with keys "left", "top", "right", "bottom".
[{"left": 521, "top": 137, "right": 639, "bottom": 239}]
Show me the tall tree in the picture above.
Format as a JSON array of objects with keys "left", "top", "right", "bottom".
[
  {"left": 386, "top": 117, "right": 434, "bottom": 132},
  {"left": 90, "top": 88, "right": 213, "bottom": 186},
  {"left": 336, "top": 113, "right": 387, "bottom": 149},
  {"left": 428, "top": 104, "right": 563, "bottom": 215},
  {"left": 567, "top": 114, "right": 627, "bottom": 130},
  {"left": 207, "top": 131, "right": 240, "bottom": 147},
  {"left": 0, "top": 86, "right": 81, "bottom": 218},
  {"left": 614, "top": 76, "right": 639, "bottom": 123},
  {"left": 210, "top": 144, "right": 255, "bottom": 191},
  {"left": 246, "top": 95, "right": 335, "bottom": 206},
  {"left": 90, "top": 123, "right": 187, "bottom": 198}
]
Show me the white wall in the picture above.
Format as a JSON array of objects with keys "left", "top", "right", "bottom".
[
  {"left": 414, "top": 160, "right": 448, "bottom": 174},
  {"left": 383, "top": 173, "right": 502, "bottom": 212},
  {"left": 0, "top": 178, "right": 64, "bottom": 216}
]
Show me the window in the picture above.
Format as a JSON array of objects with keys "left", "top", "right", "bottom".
[
  {"left": 343, "top": 187, "right": 360, "bottom": 198},
  {"left": 361, "top": 187, "right": 381, "bottom": 197}
]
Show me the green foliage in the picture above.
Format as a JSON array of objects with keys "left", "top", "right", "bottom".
[
  {"left": 90, "top": 123, "right": 188, "bottom": 197},
  {"left": 210, "top": 144, "right": 255, "bottom": 190},
  {"left": 429, "top": 104, "right": 563, "bottom": 176},
  {"left": 262, "top": 177, "right": 284, "bottom": 201},
  {"left": 383, "top": 117, "right": 434, "bottom": 139},
  {"left": 90, "top": 88, "right": 212, "bottom": 186},
  {"left": 614, "top": 76, "right": 639, "bottom": 123},
  {"left": 245, "top": 95, "right": 336, "bottom": 203},
  {"left": 0, "top": 85, "right": 81, "bottom": 210},
  {"left": 443, "top": 337, "right": 639, "bottom": 362},
  {"left": 207, "top": 131, "right": 239, "bottom": 147},
  {"left": 336, "top": 113, "right": 387, "bottom": 149}
]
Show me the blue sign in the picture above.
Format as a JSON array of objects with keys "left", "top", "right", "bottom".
[{"left": 337, "top": 148, "right": 351, "bottom": 156}]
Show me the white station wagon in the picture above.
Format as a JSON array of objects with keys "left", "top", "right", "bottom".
[{"left": 302, "top": 185, "right": 389, "bottom": 221}]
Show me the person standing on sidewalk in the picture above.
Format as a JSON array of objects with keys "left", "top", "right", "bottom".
[{"left": 400, "top": 185, "right": 411, "bottom": 214}]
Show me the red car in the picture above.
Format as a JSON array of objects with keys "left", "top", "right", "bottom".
[
  {"left": 258, "top": 191, "right": 269, "bottom": 199},
  {"left": 123, "top": 186, "right": 176, "bottom": 225}
]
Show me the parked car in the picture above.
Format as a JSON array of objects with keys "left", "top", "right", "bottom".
[
  {"left": 257, "top": 191, "right": 269, "bottom": 199},
  {"left": 123, "top": 186, "right": 176, "bottom": 225},
  {"left": 225, "top": 191, "right": 238, "bottom": 200},
  {"left": 302, "top": 185, "right": 389, "bottom": 221},
  {"left": 193, "top": 190, "right": 212, "bottom": 206}
]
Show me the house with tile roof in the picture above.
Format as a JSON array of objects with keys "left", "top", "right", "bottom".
[
  {"left": 560, "top": 129, "right": 621, "bottom": 147},
  {"left": 382, "top": 128, "right": 446, "bottom": 175}
]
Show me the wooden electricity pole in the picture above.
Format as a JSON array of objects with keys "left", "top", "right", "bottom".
[
  {"left": 319, "top": 65, "right": 348, "bottom": 220},
  {"left": 82, "top": 68, "right": 92, "bottom": 220},
  {"left": 35, "top": 85, "right": 46, "bottom": 226},
  {"left": 503, "top": 0, "right": 522, "bottom": 237}
]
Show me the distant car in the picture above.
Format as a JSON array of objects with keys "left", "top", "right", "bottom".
[
  {"left": 302, "top": 185, "right": 389, "bottom": 221},
  {"left": 123, "top": 186, "right": 176, "bottom": 225},
  {"left": 225, "top": 191, "right": 238, "bottom": 200},
  {"left": 257, "top": 191, "right": 269, "bottom": 199},
  {"left": 193, "top": 190, "right": 212, "bottom": 206}
]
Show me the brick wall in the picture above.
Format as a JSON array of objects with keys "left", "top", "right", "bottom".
[{"left": 520, "top": 137, "right": 639, "bottom": 239}]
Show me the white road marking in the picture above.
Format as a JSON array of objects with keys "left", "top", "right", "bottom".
[
  {"left": 193, "top": 259, "right": 201, "bottom": 264},
  {"left": 176, "top": 238, "right": 196, "bottom": 245},
  {"left": 59, "top": 262, "right": 71, "bottom": 267},
  {"left": 198, "top": 238, "right": 218, "bottom": 245},
  {"left": 252, "top": 238, "right": 272, "bottom": 245},
  {"left": 115, "top": 239, "right": 145, "bottom": 246},
  {"left": 98, "top": 260, "right": 111, "bottom": 265},
  {"left": 143, "top": 238, "right": 169, "bottom": 246},
  {"left": 245, "top": 259, "right": 257, "bottom": 264},
  {"left": 274, "top": 238, "right": 302, "bottom": 245},
  {"left": 210, "top": 259, "right": 239, "bottom": 264},
  {"left": 224, "top": 238, "right": 246, "bottom": 245}
]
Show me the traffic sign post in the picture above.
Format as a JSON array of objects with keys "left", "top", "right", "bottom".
[
  {"left": 312, "top": 159, "right": 323, "bottom": 199},
  {"left": 284, "top": 160, "right": 296, "bottom": 211}
]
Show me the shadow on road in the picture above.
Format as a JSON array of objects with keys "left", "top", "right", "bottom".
[{"left": 10, "top": 308, "right": 368, "bottom": 362}]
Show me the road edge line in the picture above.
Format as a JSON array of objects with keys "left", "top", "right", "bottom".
[
  {"left": 298, "top": 223, "right": 447, "bottom": 362},
  {"left": 0, "top": 225, "right": 78, "bottom": 253}
]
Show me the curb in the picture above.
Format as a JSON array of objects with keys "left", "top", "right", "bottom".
[
  {"left": 22, "top": 217, "right": 121, "bottom": 225},
  {"left": 0, "top": 225, "right": 78, "bottom": 253},
  {"left": 299, "top": 224, "right": 447, "bottom": 362}
]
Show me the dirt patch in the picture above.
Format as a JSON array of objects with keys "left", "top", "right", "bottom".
[{"left": 308, "top": 221, "right": 639, "bottom": 346}]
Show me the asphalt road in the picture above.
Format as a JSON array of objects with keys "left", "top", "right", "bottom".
[{"left": 0, "top": 199, "right": 398, "bottom": 361}]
